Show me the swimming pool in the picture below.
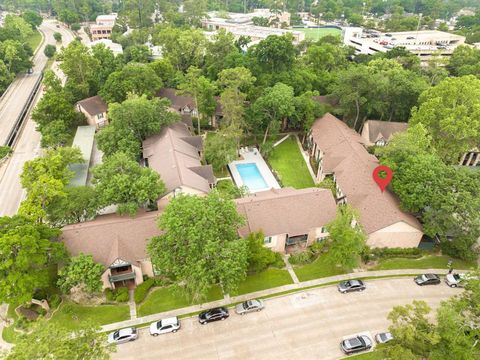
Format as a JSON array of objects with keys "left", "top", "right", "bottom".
[{"left": 235, "top": 163, "right": 268, "bottom": 191}]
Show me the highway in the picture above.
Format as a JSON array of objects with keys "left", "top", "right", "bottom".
[
  {"left": 112, "top": 278, "right": 459, "bottom": 360},
  {"left": 0, "top": 20, "right": 75, "bottom": 216}
]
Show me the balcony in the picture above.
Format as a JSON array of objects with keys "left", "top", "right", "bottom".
[{"left": 109, "top": 270, "right": 136, "bottom": 283}]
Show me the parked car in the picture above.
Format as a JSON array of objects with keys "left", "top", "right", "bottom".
[
  {"left": 149, "top": 316, "right": 180, "bottom": 336},
  {"left": 385, "top": 33, "right": 392, "bottom": 37},
  {"left": 414, "top": 274, "right": 441, "bottom": 286},
  {"left": 445, "top": 273, "right": 474, "bottom": 288},
  {"left": 338, "top": 279, "right": 366, "bottom": 293},
  {"left": 340, "top": 335, "right": 372, "bottom": 354},
  {"left": 198, "top": 307, "right": 229, "bottom": 324},
  {"left": 375, "top": 332, "right": 393, "bottom": 344},
  {"left": 235, "top": 299, "right": 264, "bottom": 315},
  {"left": 406, "top": 36, "right": 415, "bottom": 39},
  {"left": 107, "top": 327, "right": 138, "bottom": 344},
  {"left": 27, "top": 68, "right": 33, "bottom": 74}
]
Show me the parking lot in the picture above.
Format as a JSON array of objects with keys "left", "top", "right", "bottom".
[{"left": 112, "top": 278, "right": 459, "bottom": 360}]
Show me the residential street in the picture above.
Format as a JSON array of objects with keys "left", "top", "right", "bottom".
[
  {"left": 0, "top": 20, "right": 74, "bottom": 216},
  {"left": 112, "top": 278, "right": 459, "bottom": 360}
]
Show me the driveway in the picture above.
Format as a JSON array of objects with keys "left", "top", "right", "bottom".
[{"left": 112, "top": 278, "right": 459, "bottom": 360}]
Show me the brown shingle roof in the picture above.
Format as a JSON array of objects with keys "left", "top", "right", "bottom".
[
  {"left": 142, "top": 122, "right": 215, "bottom": 194},
  {"left": 156, "top": 88, "right": 195, "bottom": 110},
  {"left": 236, "top": 187, "right": 337, "bottom": 238},
  {"left": 364, "top": 120, "right": 408, "bottom": 144},
  {"left": 61, "top": 211, "right": 160, "bottom": 268},
  {"left": 311, "top": 114, "right": 422, "bottom": 234},
  {"left": 77, "top": 95, "right": 108, "bottom": 116}
]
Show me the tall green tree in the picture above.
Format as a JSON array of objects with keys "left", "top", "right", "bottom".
[
  {"left": 326, "top": 205, "right": 366, "bottom": 270},
  {"left": 410, "top": 75, "right": 480, "bottom": 164},
  {"left": 5, "top": 321, "right": 113, "bottom": 360},
  {"left": 46, "top": 186, "right": 99, "bottom": 226},
  {"left": 57, "top": 254, "right": 104, "bottom": 294},
  {"left": 100, "top": 62, "right": 162, "bottom": 103},
  {"left": 92, "top": 152, "right": 165, "bottom": 215},
  {"left": 0, "top": 215, "right": 66, "bottom": 305},
  {"left": 148, "top": 193, "right": 248, "bottom": 301}
]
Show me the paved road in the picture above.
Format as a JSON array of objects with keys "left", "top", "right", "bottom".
[
  {"left": 112, "top": 278, "right": 459, "bottom": 360},
  {"left": 0, "top": 20, "right": 74, "bottom": 216}
]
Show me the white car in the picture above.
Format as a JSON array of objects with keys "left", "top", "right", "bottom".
[
  {"left": 107, "top": 327, "right": 138, "bottom": 344},
  {"left": 149, "top": 316, "right": 180, "bottom": 336},
  {"left": 375, "top": 332, "right": 393, "bottom": 344}
]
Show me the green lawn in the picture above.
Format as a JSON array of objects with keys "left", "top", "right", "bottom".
[
  {"left": 294, "top": 27, "right": 342, "bottom": 41},
  {"left": 235, "top": 268, "right": 293, "bottom": 295},
  {"left": 346, "top": 350, "right": 384, "bottom": 360},
  {"left": 372, "top": 255, "right": 477, "bottom": 271},
  {"left": 293, "top": 255, "right": 348, "bottom": 282},
  {"left": 26, "top": 30, "right": 42, "bottom": 52},
  {"left": 268, "top": 137, "right": 314, "bottom": 189},
  {"left": 48, "top": 301, "right": 130, "bottom": 330},
  {"left": 138, "top": 285, "right": 223, "bottom": 317}
]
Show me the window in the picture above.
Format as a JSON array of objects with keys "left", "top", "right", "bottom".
[
  {"left": 264, "top": 236, "right": 272, "bottom": 244},
  {"left": 316, "top": 235, "right": 328, "bottom": 242},
  {"left": 320, "top": 226, "right": 327, "bottom": 233},
  {"left": 97, "top": 112, "right": 104, "bottom": 119}
]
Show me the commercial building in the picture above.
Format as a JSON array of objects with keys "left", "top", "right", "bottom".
[
  {"left": 90, "top": 14, "right": 117, "bottom": 40},
  {"left": 343, "top": 27, "right": 465, "bottom": 61}
]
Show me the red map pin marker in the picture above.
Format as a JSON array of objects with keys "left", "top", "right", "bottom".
[{"left": 372, "top": 165, "right": 393, "bottom": 192}]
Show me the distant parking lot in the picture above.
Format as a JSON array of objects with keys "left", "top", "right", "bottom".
[{"left": 113, "top": 278, "right": 458, "bottom": 360}]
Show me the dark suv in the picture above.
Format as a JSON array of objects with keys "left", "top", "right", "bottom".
[
  {"left": 414, "top": 274, "right": 440, "bottom": 286},
  {"left": 198, "top": 307, "right": 229, "bottom": 324}
]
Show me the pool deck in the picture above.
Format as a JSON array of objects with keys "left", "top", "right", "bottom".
[{"left": 229, "top": 148, "right": 281, "bottom": 193}]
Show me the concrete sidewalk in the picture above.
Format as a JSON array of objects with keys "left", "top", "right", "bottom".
[{"left": 101, "top": 268, "right": 450, "bottom": 332}]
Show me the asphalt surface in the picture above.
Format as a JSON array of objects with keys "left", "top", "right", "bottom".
[{"left": 111, "top": 278, "right": 459, "bottom": 360}]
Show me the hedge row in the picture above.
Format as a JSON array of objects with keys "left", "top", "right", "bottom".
[{"left": 134, "top": 278, "right": 155, "bottom": 304}]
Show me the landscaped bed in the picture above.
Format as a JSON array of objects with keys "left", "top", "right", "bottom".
[
  {"left": 137, "top": 285, "right": 223, "bottom": 317},
  {"left": 293, "top": 254, "right": 348, "bottom": 282},
  {"left": 268, "top": 137, "right": 314, "bottom": 189},
  {"left": 235, "top": 268, "right": 293, "bottom": 295},
  {"left": 371, "top": 255, "right": 476, "bottom": 271}
]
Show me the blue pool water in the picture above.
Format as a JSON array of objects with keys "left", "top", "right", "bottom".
[{"left": 236, "top": 163, "right": 268, "bottom": 191}]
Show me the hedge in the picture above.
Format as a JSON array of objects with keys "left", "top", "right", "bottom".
[{"left": 134, "top": 278, "right": 155, "bottom": 304}]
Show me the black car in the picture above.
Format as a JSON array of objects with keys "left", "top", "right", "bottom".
[
  {"left": 337, "top": 279, "right": 366, "bottom": 293},
  {"left": 414, "top": 273, "right": 441, "bottom": 286},
  {"left": 340, "top": 335, "right": 372, "bottom": 354},
  {"left": 198, "top": 307, "right": 229, "bottom": 324}
]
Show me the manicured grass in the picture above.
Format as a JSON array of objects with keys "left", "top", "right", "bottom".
[
  {"left": 294, "top": 254, "right": 348, "bottom": 282},
  {"left": 26, "top": 30, "right": 42, "bottom": 52},
  {"left": 294, "top": 27, "right": 342, "bottom": 40},
  {"left": 372, "top": 255, "right": 476, "bottom": 271},
  {"left": 48, "top": 301, "right": 130, "bottom": 330},
  {"left": 347, "top": 350, "right": 384, "bottom": 360},
  {"left": 137, "top": 286, "right": 223, "bottom": 317},
  {"left": 235, "top": 268, "right": 293, "bottom": 295},
  {"left": 268, "top": 137, "right": 314, "bottom": 189}
]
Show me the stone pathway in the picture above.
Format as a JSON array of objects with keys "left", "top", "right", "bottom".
[
  {"left": 273, "top": 134, "right": 290, "bottom": 147},
  {"left": 294, "top": 134, "right": 316, "bottom": 182},
  {"left": 128, "top": 290, "right": 137, "bottom": 320},
  {"left": 283, "top": 255, "right": 300, "bottom": 284},
  {"left": 101, "top": 268, "right": 451, "bottom": 332}
]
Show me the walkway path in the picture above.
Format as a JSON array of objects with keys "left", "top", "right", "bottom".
[
  {"left": 101, "top": 268, "right": 450, "bottom": 332},
  {"left": 128, "top": 290, "right": 137, "bottom": 320},
  {"left": 294, "top": 134, "right": 316, "bottom": 182},
  {"left": 282, "top": 255, "right": 300, "bottom": 284}
]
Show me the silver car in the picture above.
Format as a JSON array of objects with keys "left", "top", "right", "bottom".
[
  {"left": 338, "top": 279, "right": 366, "bottom": 293},
  {"left": 107, "top": 327, "right": 138, "bottom": 344},
  {"left": 235, "top": 299, "right": 264, "bottom": 315}
]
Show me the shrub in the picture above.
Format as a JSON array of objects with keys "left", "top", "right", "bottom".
[
  {"left": 37, "top": 308, "right": 47, "bottom": 316},
  {"left": 53, "top": 32, "right": 62, "bottom": 42},
  {"left": 246, "top": 232, "right": 285, "bottom": 273},
  {"left": 114, "top": 287, "right": 129, "bottom": 302},
  {"left": 104, "top": 288, "right": 114, "bottom": 302},
  {"left": 0, "top": 145, "right": 12, "bottom": 160},
  {"left": 371, "top": 247, "right": 423, "bottom": 260},
  {"left": 134, "top": 278, "right": 155, "bottom": 304},
  {"left": 288, "top": 251, "right": 314, "bottom": 265},
  {"left": 43, "top": 44, "right": 56, "bottom": 58},
  {"left": 70, "top": 23, "right": 81, "bottom": 31},
  {"left": 48, "top": 294, "right": 61, "bottom": 309}
]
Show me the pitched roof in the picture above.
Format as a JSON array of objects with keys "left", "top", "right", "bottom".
[
  {"left": 77, "top": 95, "right": 108, "bottom": 116},
  {"left": 236, "top": 187, "right": 337, "bottom": 238},
  {"left": 157, "top": 88, "right": 195, "bottom": 110},
  {"left": 142, "top": 122, "right": 215, "bottom": 194},
  {"left": 69, "top": 126, "right": 96, "bottom": 187},
  {"left": 311, "top": 113, "right": 422, "bottom": 234},
  {"left": 61, "top": 211, "right": 160, "bottom": 267},
  {"left": 364, "top": 120, "right": 408, "bottom": 144}
]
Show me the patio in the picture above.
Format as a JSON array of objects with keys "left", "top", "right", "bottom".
[{"left": 228, "top": 147, "right": 281, "bottom": 193}]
